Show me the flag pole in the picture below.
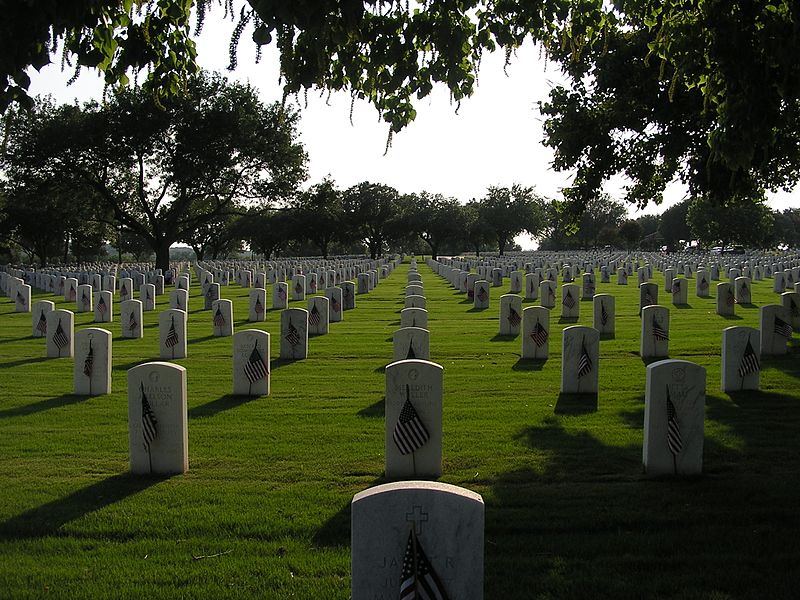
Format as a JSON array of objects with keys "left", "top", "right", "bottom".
[
  {"left": 148, "top": 445, "right": 153, "bottom": 475},
  {"left": 411, "top": 526, "right": 420, "bottom": 598}
]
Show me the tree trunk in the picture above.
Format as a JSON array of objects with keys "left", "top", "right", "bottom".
[
  {"left": 155, "top": 239, "right": 171, "bottom": 272},
  {"left": 191, "top": 244, "right": 205, "bottom": 261},
  {"left": 498, "top": 236, "right": 507, "bottom": 256},
  {"left": 62, "top": 234, "right": 70, "bottom": 263},
  {"left": 429, "top": 241, "right": 438, "bottom": 261}
]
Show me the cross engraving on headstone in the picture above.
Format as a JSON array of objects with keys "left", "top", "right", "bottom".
[{"left": 405, "top": 505, "right": 429, "bottom": 535}]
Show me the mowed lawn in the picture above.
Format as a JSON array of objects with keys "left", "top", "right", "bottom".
[{"left": 1, "top": 259, "right": 799, "bottom": 599}]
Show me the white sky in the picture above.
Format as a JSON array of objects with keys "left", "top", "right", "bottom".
[{"left": 25, "top": 13, "right": 798, "bottom": 249}]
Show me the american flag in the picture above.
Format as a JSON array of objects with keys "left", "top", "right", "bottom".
[
  {"left": 285, "top": 318, "right": 301, "bottom": 346},
  {"left": 643, "top": 288, "right": 655, "bottom": 306},
  {"left": 791, "top": 299, "right": 799, "bottom": 317},
  {"left": 278, "top": 286, "right": 287, "bottom": 301},
  {"left": 175, "top": 295, "right": 182, "bottom": 309},
  {"left": 205, "top": 285, "right": 213, "bottom": 300},
  {"left": 243, "top": 342, "right": 269, "bottom": 383},
  {"left": 309, "top": 303, "right": 321, "bottom": 326},
  {"left": 399, "top": 530, "right": 449, "bottom": 600},
  {"left": 120, "top": 283, "right": 128, "bottom": 298},
  {"left": 254, "top": 296, "right": 264, "bottom": 315},
  {"left": 165, "top": 316, "right": 179, "bottom": 347},
  {"left": 53, "top": 318, "right": 70, "bottom": 349},
  {"left": 343, "top": 286, "right": 351, "bottom": 301},
  {"left": 672, "top": 281, "right": 681, "bottom": 294},
  {"left": 652, "top": 316, "right": 669, "bottom": 341},
  {"left": 698, "top": 277, "right": 708, "bottom": 291},
  {"left": 81, "top": 291, "right": 90, "bottom": 309},
  {"left": 393, "top": 385, "right": 430, "bottom": 455},
  {"left": 476, "top": 286, "right": 487, "bottom": 302},
  {"left": 68, "top": 286, "right": 76, "bottom": 301},
  {"left": 531, "top": 320, "right": 548, "bottom": 347},
  {"left": 141, "top": 382, "right": 157, "bottom": 451},
  {"left": 310, "top": 278, "right": 317, "bottom": 292},
  {"left": 36, "top": 311, "right": 47, "bottom": 335},
  {"left": 507, "top": 307, "right": 521, "bottom": 328},
  {"left": 330, "top": 295, "right": 340, "bottom": 313},
  {"left": 145, "top": 289, "right": 151, "bottom": 302},
  {"left": 128, "top": 311, "right": 138, "bottom": 332},
  {"left": 666, "top": 387, "right": 683, "bottom": 456},
  {"left": 213, "top": 306, "right": 226, "bottom": 328},
  {"left": 586, "top": 283, "right": 595, "bottom": 296},
  {"left": 577, "top": 338, "right": 592, "bottom": 378},
  {"left": 97, "top": 296, "right": 107, "bottom": 315},
  {"left": 295, "top": 281, "right": 303, "bottom": 295},
  {"left": 82, "top": 340, "right": 94, "bottom": 377},
  {"left": 529, "top": 279, "right": 535, "bottom": 294},
  {"left": 726, "top": 288, "right": 735, "bottom": 307},
  {"left": 16, "top": 290, "right": 25, "bottom": 306},
  {"left": 548, "top": 286, "right": 555, "bottom": 304},
  {"left": 406, "top": 339, "right": 416, "bottom": 359},
  {"left": 774, "top": 315, "right": 793, "bottom": 338},
  {"left": 562, "top": 290, "right": 575, "bottom": 309},
  {"left": 738, "top": 338, "right": 760, "bottom": 378},
  {"left": 600, "top": 302, "right": 609, "bottom": 326}
]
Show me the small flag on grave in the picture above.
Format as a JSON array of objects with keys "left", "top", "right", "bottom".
[
  {"left": 392, "top": 385, "right": 430, "bottom": 455},
  {"left": 243, "top": 341, "right": 269, "bottom": 383},
  {"left": 205, "top": 286, "right": 213, "bottom": 300},
  {"left": 726, "top": 288, "right": 735, "bottom": 307},
  {"left": 399, "top": 530, "right": 450, "bottom": 600},
  {"left": 531, "top": 320, "right": 548, "bottom": 347},
  {"left": 406, "top": 339, "right": 416, "bottom": 360},
  {"left": 577, "top": 338, "right": 592, "bottom": 378},
  {"left": 600, "top": 302, "right": 609, "bottom": 326},
  {"left": 285, "top": 318, "right": 301, "bottom": 347},
  {"left": 128, "top": 311, "right": 138, "bottom": 332},
  {"left": 278, "top": 286, "right": 287, "bottom": 301},
  {"left": 699, "top": 278, "right": 708, "bottom": 291},
  {"left": 652, "top": 316, "right": 669, "bottom": 341},
  {"left": 507, "top": 307, "right": 521, "bottom": 327},
  {"left": 330, "top": 295, "right": 340, "bottom": 313},
  {"left": 672, "top": 281, "right": 681, "bottom": 294},
  {"left": 254, "top": 296, "right": 264, "bottom": 316},
  {"left": 548, "top": 286, "right": 555, "bottom": 304},
  {"left": 16, "top": 291, "right": 25, "bottom": 306},
  {"left": 120, "top": 283, "right": 128, "bottom": 298},
  {"left": 141, "top": 383, "right": 157, "bottom": 451},
  {"left": 98, "top": 296, "right": 107, "bottom": 315},
  {"left": 737, "top": 338, "right": 760, "bottom": 378},
  {"left": 476, "top": 286, "right": 487, "bottom": 303},
  {"left": 213, "top": 307, "right": 226, "bottom": 328},
  {"left": 36, "top": 311, "right": 47, "bottom": 335},
  {"left": 81, "top": 291, "right": 90, "bottom": 309},
  {"left": 165, "top": 316, "right": 179, "bottom": 347},
  {"left": 53, "top": 319, "right": 70, "bottom": 349},
  {"left": 774, "top": 316, "right": 793, "bottom": 338},
  {"left": 666, "top": 387, "right": 683, "bottom": 457},
  {"left": 82, "top": 339, "right": 94, "bottom": 377},
  {"left": 562, "top": 290, "right": 575, "bottom": 309},
  {"left": 308, "top": 303, "right": 321, "bottom": 326},
  {"left": 68, "top": 287, "right": 76, "bottom": 301},
  {"left": 295, "top": 281, "right": 303, "bottom": 295},
  {"left": 643, "top": 289, "right": 654, "bottom": 306}
]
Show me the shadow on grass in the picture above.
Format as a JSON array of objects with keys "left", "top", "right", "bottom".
[
  {"left": 557, "top": 316, "right": 579, "bottom": 324},
  {"left": 189, "top": 393, "right": 258, "bottom": 419},
  {"left": 269, "top": 358, "right": 297, "bottom": 371},
  {"left": 512, "top": 358, "right": 547, "bottom": 371},
  {"left": 0, "top": 335, "right": 36, "bottom": 345},
  {"left": 554, "top": 392, "right": 598, "bottom": 415},
  {"left": 490, "top": 334, "right": 517, "bottom": 342},
  {"left": 114, "top": 360, "right": 149, "bottom": 372},
  {"left": 313, "top": 475, "right": 389, "bottom": 547},
  {"left": 357, "top": 397, "right": 384, "bottom": 418},
  {"left": 373, "top": 364, "right": 387, "bottom": 374},
  {"left": 0, "top": 472, "right": 168, "bottom": 539},
  {"left": 641, "top": 355, "right": 668, "bottom": 366},
  {"left": 467, "top": 307, "right": 488, "bottom": 313},
  {"left": 0, "top": 356, "right": 52, "bottom": 370},
  {"left": 0, "top": 393, "right": 92, "bottom": 419},
  {"left": 721, "top": 314, "right": 744, "bottom": 320},
  {"left": 673, "top": 303, "right": 692, "bottom": 309},
  {"left": 599, "top": 332, "right": 616, "bottom": 341}
]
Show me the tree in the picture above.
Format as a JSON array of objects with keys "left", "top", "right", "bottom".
[
  {"left": 236, "top": 208, "right": 292, "bottom": 260},
  {"left": 292, "top": 178, "right": 345, "bottom": 259},
  {"left": 658, "top": 199, "right": 693, "bottom": 252},
  {"left": 618, "top": 219, "right": 643, "bottom": 250},
  {"left": 405, "top": 193, "right": 465, "bottom": 261},
  {"left": 478, "top": 185, "right": 546, "bottom": 255},
  {"left": 342, "top": 182, "right": 402, "bottom": 259},
  {"left": 2, "top": 72, "right": 307, "bottom": 271},
  {"left": 180, "top": 212, "right": 243, "bottom": 261},
  {"left": 8, "top": 2, "right": 800, "bottom": 217},
  {"left": 770, "top": 208, "right": 800, "bottom": 249},
  {"left": 686, "top": 195, "right": 774, "bottom": 250}
]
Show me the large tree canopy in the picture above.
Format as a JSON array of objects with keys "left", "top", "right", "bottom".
[
  {"left": 2, "top": 71, "right": 307, "bottom": 271},
  {"left": 4, "top": 1, "right": 799, "bottom": 215}
]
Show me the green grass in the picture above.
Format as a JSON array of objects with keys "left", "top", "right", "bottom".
[{"left": 1, "top": 261, "right": 799, "bottom": 599}]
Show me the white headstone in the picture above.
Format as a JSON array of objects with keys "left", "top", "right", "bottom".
[
  {"left": 31, "top": 300, "right": 55, "bottom": 338},
  {"left": 232, "top": 329, "right": 270, "bottom": 396},
  {"left": 308, "top": 296, "right": 330, "bottom": 336},
  {"left": 782, "top": 291, "right": 800, "bottom": 331},
  {"left": 119, "top": 277, "right": 133, "bottom": 303},
  {"left": 127, "top": 362, "right": 188, "bottom": 475},
  {"left": 721, "top": 326, "right": 760, "bottom": 392},
  {"left": 670, "top": 278, "right": 688, "bottom": 305},
  {"left": 120, "top": 299, "right": 144, "bottom": 339},
  {"left": 76, "top": 284, "right": 93, "bottom": 313},
  {"left": 280, "top": 308, "right": 309, "bottom": 360},
  {"left": 169, "top": 288, "right": 188, "bottom": 311},
  {"left": 140, "top": 283, "right": 156, "bottom": 311},
  {"left": 760, "top": 304, "right": 792, "bottom": 355},
  {"left": 639, "top": 282, "right": 658, "bottom": 315},
  {"left": 643, "top": 359, "right": 705, "bottom": 475},
  {"left": 351, "top": 481, "right": 484, "bottom": 600},
  {"left": 400, "top": 308, "right": 428, "bottom": 329},
  {"left": 560, "top": 284, "right": 580, "bottom": 319},
  {"left": 341, "top": 281, "right": 356, "bottom": 310},
  {"left": 473, "top": 280, "right": 490, "bottom": 309},
  {"left": 393, "top": 327, "right": 430, "bottom": 361},
  {"left": 74, "top": 327, "right": 112, "bottom": 395},
  {"left": 159, "top": 309, "right": 187, "bottom": 359},
  {"left": 325, "top": 286, "right": 344, "bottom": 322},
  {"left": 94, "top": 290, "right": 113, "bottom": 323},
  {"left": 734, "top": 277, "right": 752, "bottom": 305},
  {"left": 696, "top": 271, "right": 710, "bottom": 298},
  {"left": 498, "top": 294, "right": 523, "bottom": 336},
  {"left": 593, "top": 294, "right": 615, "bottom": 336},
  {"left": 292, "top": 274, "right": 307, "bottom": 300},
  {"left": 641, "top": 305, "right": 670, "bottom": 359},
  {"left": 212, "top": 299, "right": 234, "bottom": 337},
  {"left": 561, "top": 326, "right": 600, "bottom": 394},
  {"left": 203, "top": 282, "right": 220, "bottom": 310},
  {"left": 46, "top": 309, "right": 74, "bottom": 358},
  {"left": 521, "top": 306, "right": 550, "bottom": 360},
  {"left": 249, "top": 288, "right": 267, "bottom": 322},
  {"left": 540, "top": 280, "right": 556, "bottom": 309},
  {"left": 524, "top": 273, "right": 539, "bottom": 300},
  {"left": 384, "top": 359, "right": 443, "bottom": 479}
]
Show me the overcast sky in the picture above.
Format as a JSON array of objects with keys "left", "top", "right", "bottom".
[{"left": 26, "top": 14, "right": 797, "bottom": 249}]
